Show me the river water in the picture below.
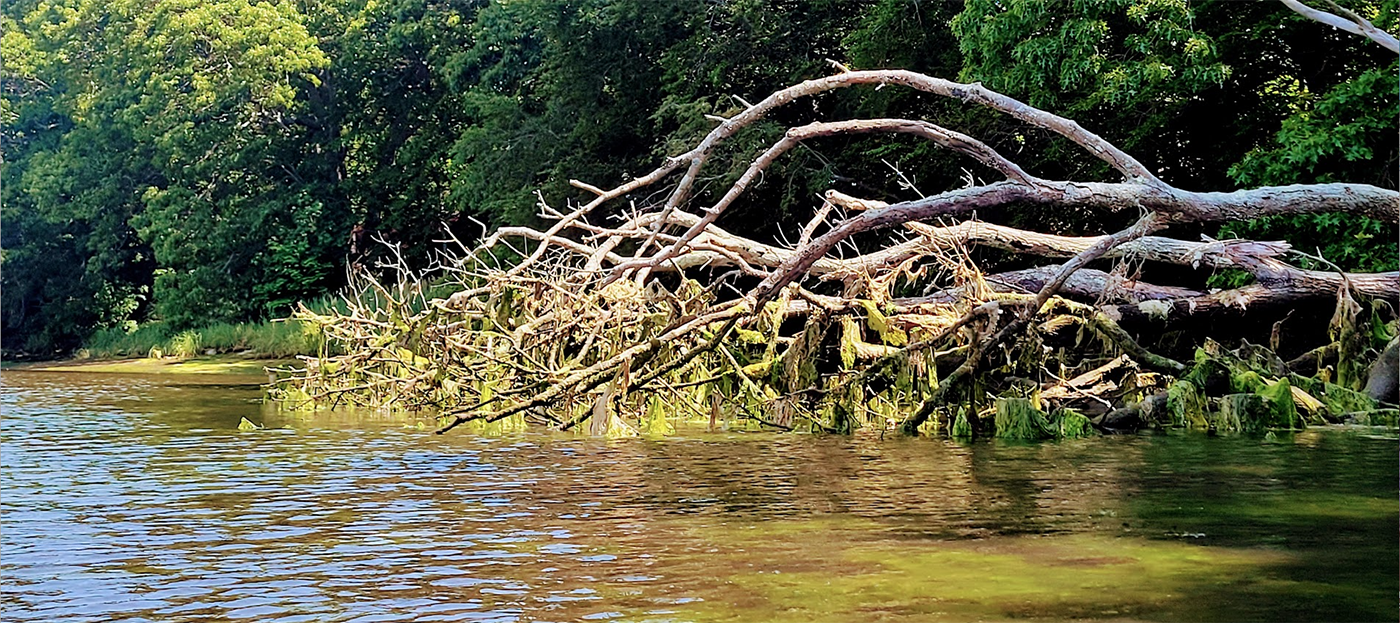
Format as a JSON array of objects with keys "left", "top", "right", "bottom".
[{"left": 1, "top": 369, "right": 1396, "bottom": 622}]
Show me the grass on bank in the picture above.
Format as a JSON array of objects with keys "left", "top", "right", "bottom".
[
  {"left": 77, "top": 281, "right": 462, "bottom": 363},
  {"left": 41, "top": 357, "right": 287, "bottom": 376},
  {"left": 82, "top": 318, "right": 322, "bottom": 360}
]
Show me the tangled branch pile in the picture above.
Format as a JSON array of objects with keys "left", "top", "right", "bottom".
[{"left": 272, "top": 67, "right": 1399, "bottom": 438}]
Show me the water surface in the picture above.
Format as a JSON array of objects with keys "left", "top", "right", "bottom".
[{"left": 2, "top": 370, "right": 1395, "bottom": 622}]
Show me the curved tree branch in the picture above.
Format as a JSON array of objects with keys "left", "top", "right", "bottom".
[{"left": 1280, "top": 0, "right": 1400, "bottom": 53}]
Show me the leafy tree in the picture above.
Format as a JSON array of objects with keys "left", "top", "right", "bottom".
[
  {"left": 331, "top": 0, "right": 484, "bottom": 263},
  {"left": 949, "top": 0, "right": 1397, "bottom": 271},
  {"left": 4, "top": 0, "right": 351, "bottom": 340},
  {"left": 1223, "top": 2, "right": 1398, "bottom": 272},
  {"left": 444, "top": 0, "right": 694, "bottom": 226},
  {"left": 953, "top": 0, "right": 1231, "bottom": 183},
  {"left": 2, "top": 0, "right": 1393, "bottom": 354},
  {"left": 2, "top": 3, "right": 155, "bottom": 351}
]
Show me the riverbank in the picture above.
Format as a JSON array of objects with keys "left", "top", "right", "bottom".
[
  {"left": 80, "top": 318, "right": 321, "bottom": 360},
  {"left": 4, "top": 355, "right": 288, "bottom": 378}
]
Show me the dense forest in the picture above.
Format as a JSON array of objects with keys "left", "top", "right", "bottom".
[{"left": 2, "top": 0, "right": 1396, "bottom": 355}]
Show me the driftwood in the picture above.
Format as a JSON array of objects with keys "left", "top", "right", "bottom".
[{"left": 273, "top": 67, "right": 1399, "bottom": 438}]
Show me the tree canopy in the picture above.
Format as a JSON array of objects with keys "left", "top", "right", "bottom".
[{"left": 3, "top": 0, "right": 1396, "bottom": 354}]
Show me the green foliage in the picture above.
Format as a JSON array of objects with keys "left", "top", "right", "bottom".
[
  {"left": 3, "top": 0, "right": 348, "bottom": 349},
  {"left": 994, "top": 397, "right": 1052, "bottom": 440},
  {"left": 993, "top": 397, "right": 1098, "bottom": 439},
  {"left": 1166, "top": 380, "right": 1208, "bottom": 428},
  {"left": 952, "top": 0, "right": 1230, "bottom": 183},
  {"left": 82, "top": 319, "right": 319, "bottom": 359},
  {"left": 333, "top": 0, "right": 484, "bottom": 258},
  {"left": 166, "top": 330, "right": 202, "bottom": 359},
  {"left": 1220, "top": 7, "right": 1398, "bottom": 274},
  {"left": 1231, "top": 66, "right": 1398, "bottom": 189},
  {"left": 1052, "top": 407, "right": 1095, "bottom": 439},
  {"left": 950, "top": 0, "right": 1397, "bottom": 259},
  {"left": 4, "top": 0, "right": 1395, "bottom": 356},
  {"left": 84, "top": 323, "right": 175, "bottom": 358},
  {"left": 954, "top": 0, "right": 1229, "bottom": 113},
  {"left": 951, "top": 409, "right": 973, "bottom": 438}
]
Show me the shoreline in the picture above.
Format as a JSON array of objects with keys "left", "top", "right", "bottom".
[{"left": 2, "top": 355, "right": 292, "bottom": 378}]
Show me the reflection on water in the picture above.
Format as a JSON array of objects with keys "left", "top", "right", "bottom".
[{"left": 2, "top": 370, "right": 1396, "bottom": 622}]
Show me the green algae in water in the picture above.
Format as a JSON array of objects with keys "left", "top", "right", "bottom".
[
  {"left": 460, "top": 412, "right": 529, "bottom": 435},
  {"left": 696, "top": 532, "right": 1296, "bottom": 623},
  {"left": 1213, "top": 394, "right": 1255, "bottom": 432},
  {"left": 1051, "top": 407, "right": 1095, "bottom": 439},
  {"left": 993, "top": 397, "right": 1052, "bottom": 440},
  {"left": 951, "top": 409, "right": 972, "bottom": 438},
  {"left": 1231, "top": 369, "right": 1268, "bottom": 394},
  {"left": 1182, "top": 348, "right": 1230, "bottom": 393},
  {"left": 988, "top": 399, "right": 1097, "bottom": 440},
  {"left": 1344, "top": 408, "right": 1400, "bottom": 427},
  {"left": 1257, "top": 378, "right": 1301, "bottom": 430},
  {"left": 640, "top": 395, "right": 675, "bottom": 436},
  {"left": 1166, "top": 380, "right": 1209, "bottom": 429},
  {"left": 1322, "top": 382, "right": 1379, "bottom": 415}
]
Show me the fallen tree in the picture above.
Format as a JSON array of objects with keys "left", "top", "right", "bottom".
[{"left": 272, "top": 60, "right": 1398, "bottom": 438}]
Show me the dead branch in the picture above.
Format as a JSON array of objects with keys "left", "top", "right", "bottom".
[
  {"left": 272, "top": 68, "right": 1399, "bottom": 439},
  {"left": 1280, "top": 0, "right": 1400, "bottom": 53}
]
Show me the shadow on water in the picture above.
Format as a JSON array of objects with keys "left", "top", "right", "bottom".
[
  {"left": 1118, "top": 431, "right": 1399, "bottom": 622},
  {"left": 2, "top": 369, "right": 1395, "bottom": 622}
]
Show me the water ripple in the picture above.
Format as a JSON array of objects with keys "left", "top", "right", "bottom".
[{"left": 2, "top": 370, "right": 1396, "bottom": 622}]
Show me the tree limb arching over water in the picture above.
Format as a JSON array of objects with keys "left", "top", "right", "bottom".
[{"left": 272, "top": 68, "right": 1400, "bottom": 439}]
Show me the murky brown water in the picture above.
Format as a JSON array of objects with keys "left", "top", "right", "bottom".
[{"left": 2, "top": 369, "right": 1396, "bottom": 622}]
